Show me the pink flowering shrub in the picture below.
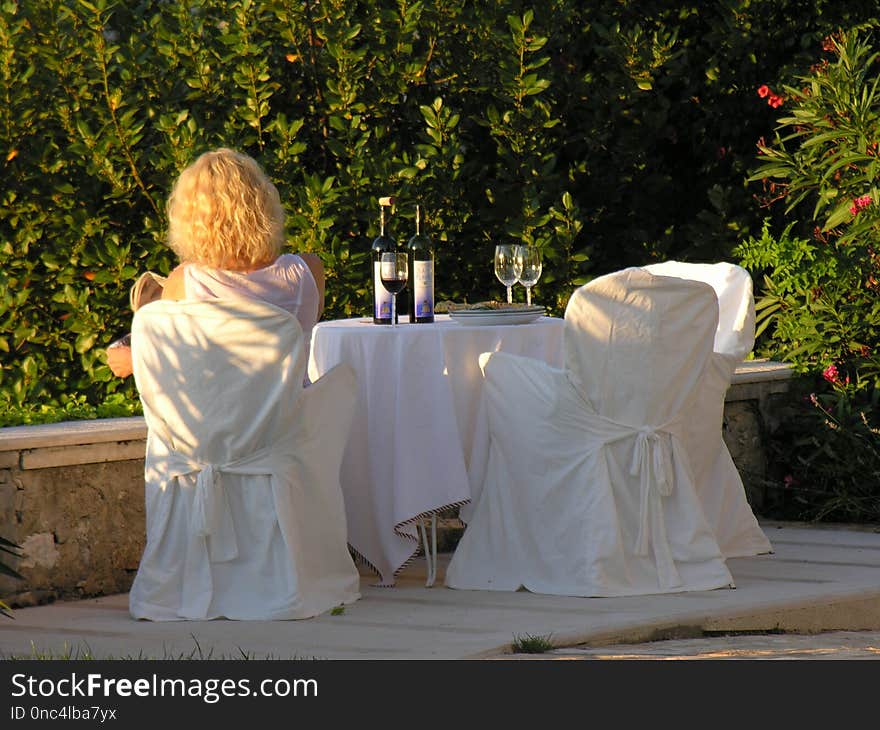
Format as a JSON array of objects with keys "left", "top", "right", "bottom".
[
  {"left": 739, "top": 29, "right": 880, "bottom": 382},
  {"left": 736, "top": 28, "right": 880, "bottom": 523}
]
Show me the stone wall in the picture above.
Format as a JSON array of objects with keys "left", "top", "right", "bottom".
[
  {"left": 0, "top": 418, "right": 147, "bottom": 608},
  {"left": 722, "top": 361, "right": 795, "bottom": 513}
]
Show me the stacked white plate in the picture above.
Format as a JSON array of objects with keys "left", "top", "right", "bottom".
[{"left": 448, "top": 305, "right": 545, "bottom": 326}]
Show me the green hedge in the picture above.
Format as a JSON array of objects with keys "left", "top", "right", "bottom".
[{"left": 2, "top": 0, "right": 877, "bottom": 416}]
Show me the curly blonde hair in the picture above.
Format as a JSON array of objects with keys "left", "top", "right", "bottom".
[{"left": 166, "top": 148, "right": 285, "bottom": 270}]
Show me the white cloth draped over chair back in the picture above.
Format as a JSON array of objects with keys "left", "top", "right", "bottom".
[
  {"left": 643, "top": 261, "right": 755, "bottom": 359},
  {"left": 129, "top": 298, "right": 360, "bottom": 620},
  {"left": 445, "top": 267, "right": 734, "bottom": 597},
  {"left": 642, "top": 261, "right": 772, "bottom": 558}
]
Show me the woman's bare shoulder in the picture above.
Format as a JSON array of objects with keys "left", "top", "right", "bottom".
[
  {"left": 161, "top": 264, "right": 188, "bottom": 300},
  {"left": 295, "top": 253, "right": 324, "bottom": 281},
  {"left": 297, "top": 252, "right": 323, "bottom": 269},
  {"left": 294, "top": 253, "right": 325, "bottom": 319}
]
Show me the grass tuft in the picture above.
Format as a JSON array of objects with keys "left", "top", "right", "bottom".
[{"left": 511, "top": 632, "right": 555, "bottom": 654}]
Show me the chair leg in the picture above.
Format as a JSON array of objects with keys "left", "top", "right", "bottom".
[{"left": 418, "top": 514, "right": 438, "bottom": 588}]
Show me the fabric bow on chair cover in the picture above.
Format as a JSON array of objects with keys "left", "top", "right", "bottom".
[
  {"left": 445, "top": 267, "right": 734, "bottom": 597},
  {"left": 642, "top": 261, "right": 772, "bottom": 558},
  {"left": 129, "top": 298, "right": 361, "bottom": 620}
]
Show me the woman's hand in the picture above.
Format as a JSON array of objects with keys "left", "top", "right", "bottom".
[{"left": 107, "top": 344, "right": 133, "bottom": 378}]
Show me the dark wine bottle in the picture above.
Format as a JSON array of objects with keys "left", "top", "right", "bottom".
[
  {"left": 371, "top": 197, "right": 395, "bottom": 325},
  {"left": 407, "top": 205, "right": 434, "bottom": 323}
]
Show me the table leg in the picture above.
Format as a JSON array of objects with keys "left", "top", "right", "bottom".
[{"left": 418, "top": 515, "right": 438, "bottom": 588}]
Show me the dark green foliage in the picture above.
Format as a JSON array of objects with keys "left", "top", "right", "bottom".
[
  {"left": 757, "top": 376, "right": 880, "bottom": 523},
  {"left": 2, "top": 0, "right": 878, "bottom": 418}
]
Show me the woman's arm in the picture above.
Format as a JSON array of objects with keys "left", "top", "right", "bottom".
[
  {"left": 300, "top": 253, "right": 325, "bottom": 321},
  {"left": 106, "top": 266, "right": 185, "bottom": 379}
]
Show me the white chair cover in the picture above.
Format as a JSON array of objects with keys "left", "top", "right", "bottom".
[
  {"left": 129, "top": 299, "right": 360, "bottom": 620},
  {"left": 445, "top": 267, "right": 734, "bottom": 597},
  {"left": 642, "top": 261, "right": 772, "bottom": 557}
]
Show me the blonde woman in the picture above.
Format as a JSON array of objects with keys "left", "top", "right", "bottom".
[{"left": 107, "top": 148, "right": 324, "bottom": 378}]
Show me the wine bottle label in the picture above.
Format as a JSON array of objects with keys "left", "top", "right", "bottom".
[
  {"left": 412, "top": 260, "right": 434, "bottom": 318},
  {"left": 373, "top": 261, "right": 393, "bottom": 319}
]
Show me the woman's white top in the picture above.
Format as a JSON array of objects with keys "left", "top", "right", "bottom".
[{"left": 183, "top": 253, "right": 320, "bottom": 343}]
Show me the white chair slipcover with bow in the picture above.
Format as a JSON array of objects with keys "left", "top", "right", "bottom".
[
  {"left": 445, "top": 267, "right": 734, "bottom": 597},
  {"left": 129, "top": 299, "right": 360, "bottom": 620},
  {"left": 642, "top": 261, "right": 772, "bottom": 558}
]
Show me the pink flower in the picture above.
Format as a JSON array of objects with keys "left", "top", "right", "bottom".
[
  {"left": 822, "top": 364, "right": 839, "bottom": 384},
  {"left": 850, "top": 194, "right": 872, "bottom": 216},
  {"left": 783, "top": 475, "right": 796, "bottom": 489},
  {"left": 757, "top": 85, "right": 783, "bottom": 107}
]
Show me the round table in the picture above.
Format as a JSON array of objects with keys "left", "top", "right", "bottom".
[{"left": 308, "top": 314, "right": 565, "bottom": 586}]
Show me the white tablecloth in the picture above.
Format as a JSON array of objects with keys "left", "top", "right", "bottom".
[{"left": 308, "top": 314, "right": 565, "bottom": 585}]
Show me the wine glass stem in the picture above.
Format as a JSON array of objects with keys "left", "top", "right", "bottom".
[
  {"left": 506, "top": 285, "right": 512, "bottom": 304},
  {"left": 526, "top": 287, "right": 531, "bottom": 306},
  {"left": 391, "top": 293, "right": 397, "bottom": 328}
]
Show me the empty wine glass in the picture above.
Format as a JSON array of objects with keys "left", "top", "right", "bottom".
[
  {"left": 515, "top": 245, "right": 542, "bottom": 306},
  {"left": 494, "top": 245, "right": 519, "bottom": 304},
  {"left": 380, "top": 251, "right": 408, "bottom": 328}
]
